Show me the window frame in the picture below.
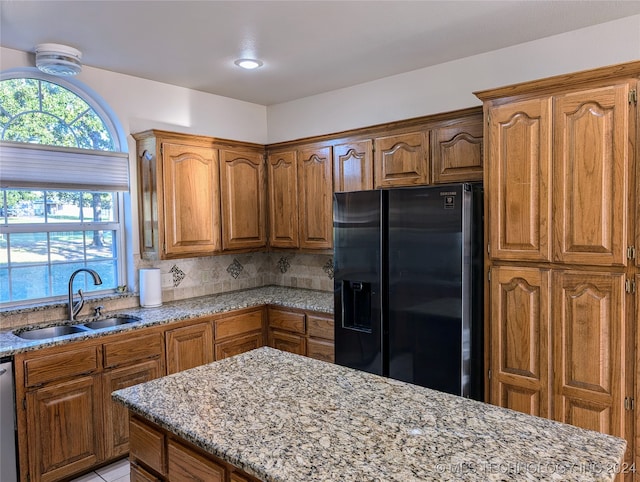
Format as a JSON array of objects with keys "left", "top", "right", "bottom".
[{"left": 0, "top": 68, "right": 129, "bottom": 307}]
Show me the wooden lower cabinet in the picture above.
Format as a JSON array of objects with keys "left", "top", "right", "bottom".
[
  {"left": 267, "top": 307, "right": 334, "bottom": 361},
  {"left": 489, "top": 266, "right": 551, "bottom": 418},
  {"left": 26, "top": 376, "right": 102, "bottom": 482},
  {"left": 168, "top": 440, "right": 225, "bottom": 481},
  {"left": 489, "top": 266, "right": 634, "bottom": 474},
  {"left": 269, "top": 330, "right": 306, "bottom": 355},
  {"left": 165, "top": 321, "right": 214, "bottom": 374},
  {"left": 216, "top": 332, "right": 263, "bottom": 360},
  {"left": 103, "top": 360, "right": 163, "bottom": 459},
  {"left": 131, "top": 462, "right": 161, "bottom": 482},
  {"left": 552, "top": 270, "right": 627, "bottom": 439},
  {"left": 129, "top": 416, "right": 259, "bottom": 481}
]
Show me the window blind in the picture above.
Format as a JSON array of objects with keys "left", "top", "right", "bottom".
[{"left": 0, "top": 141, "right": 130, "bottom": 191}]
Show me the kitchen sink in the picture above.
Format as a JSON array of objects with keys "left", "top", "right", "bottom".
[
  {"left": 81, "top": 316, "right": 141, "bottom": 330},
  {"left": 15, "top": 325, "right": 89, "bottom": 340}
]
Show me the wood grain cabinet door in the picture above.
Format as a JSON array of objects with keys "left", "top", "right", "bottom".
[
  {"left": 333, "top": 139, "right": 373, "bottom": 192},
  {"left": 219, "top": 148, "right": 267, "bottom": 250},
  {"left": 103, "top": 360, "right": 163, "bottom": 459},
  {"left": 552, "top": 270, "right": 627, "bottom": 440},
  {"left": 165, "top": 322, "right": 214, "bottom": 374},
  {"left": 267, "top": 150, "right": 299, "bottom": 248},
  {"left": 486, "top": 98, "right": 552, "bottom": 262},
  {"left": 373, "top": 131, "right": 429, "bottom": 187},
  {"left": 161, "top": 142, "right": 221, "bottom": 257},
  {"left": 26, "top": 376, "right": 102, "bottom": 482},
  {"left": 552, "top": 83, "right": 631, "bottom": 267},
  {"left": 431, "top": 114, "right": 483, "bottom": 183},
  {"left": 489, "top": 266, "right": 551, "bottom": 418},
  {"left": 297, "top": 145, "right": 333, "bottom": 249}
]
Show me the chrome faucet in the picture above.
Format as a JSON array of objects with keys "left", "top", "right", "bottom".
[{"left": 68, "top": 268, "right": 103, "bottom": 322}]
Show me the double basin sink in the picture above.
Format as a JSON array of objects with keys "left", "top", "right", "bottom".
[{"left": 15, "top": 316, "right": 141, "bottom": 340}]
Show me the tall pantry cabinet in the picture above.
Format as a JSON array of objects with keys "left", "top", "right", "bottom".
[{"left": 476, "top": 61, "right": 640, "bottom": 478}]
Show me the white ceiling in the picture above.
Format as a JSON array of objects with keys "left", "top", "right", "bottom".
[{"left": 1, "top": 1, "right": 640, "bottom": 106}]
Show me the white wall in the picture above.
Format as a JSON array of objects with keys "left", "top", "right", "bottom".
[
  {"left": 266, "top": 15, "right": 640, "bottom": 143},
  {"left": 0, "top": 47, "right": 269, "bottom": 145}
]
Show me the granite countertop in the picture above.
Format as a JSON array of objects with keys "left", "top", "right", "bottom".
[
  {"left": 113, "top": 347, "right": 627, "bottom": 482},
  {"left": 0, "top": 286, "right": 333, "bottom": 357}
]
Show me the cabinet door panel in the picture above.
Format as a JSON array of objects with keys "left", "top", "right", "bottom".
[
  {"left": 268, "top": 151, "right": 299, "bottom": 248},
  {"left": 487, "top": 98, "right": 552, "bottom": 262},
  {"left": 220, "top": 149, "right": 266, "bottom": 250},
  {"left": 431, "top": 114, "right": 483, "bottom": 183},
  {"left": 490, "top": 266, "right": 551, "bottom": 418},
  {"left": 333, "top": 139, "right": 373, "bottom": 192},
  {"left": 298, "top": 146, "right": 333, "bottom": 249},
  {"left": 552, "top": 270, "right": 626, "bottom": 439},
  {"left": 374, "top": 132, "right": 428, "bottom": 187},
  {"left": 27, "top": 376, "right": 101, "bottom": 482},
  {"left": 103, "top": 360, "right": 163, "bottom": 459},
  {"left": 165, "top": 322, "right": 214, "bottom": 374},
  {"left": 307, "top": 338, "right": 334, "bottom": 363},
  {"left": 162, "top": 143, "right": 221, "bottom": 256},
  {"left": 553, "top": 83, "right": 630, "bottom": 266}
]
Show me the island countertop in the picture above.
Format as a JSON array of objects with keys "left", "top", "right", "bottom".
[{"left": 113, "top": 347, "right": 627, "bottom": 482}]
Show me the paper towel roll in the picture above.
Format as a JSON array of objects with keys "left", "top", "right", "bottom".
[{"left": 139, "top": 268, "right": 162, "bottom": 308}]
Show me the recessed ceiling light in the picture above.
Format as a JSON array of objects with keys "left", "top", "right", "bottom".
[
  {"left": 234, "top": 58, "right": 263, "bottom": 70},
  {"left": 35, "top": 43, "right": 82, "bottom": 76}
]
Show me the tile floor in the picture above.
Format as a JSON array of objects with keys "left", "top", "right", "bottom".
[{"left": 69, "top": 457, "right": 130, "bottom": 482}]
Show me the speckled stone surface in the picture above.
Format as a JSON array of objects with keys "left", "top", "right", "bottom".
[
  {"left": 113, "top": 347, "right": 626, "bottom": 482},
  {"left": 0, "top": 286, "right": 332, "bottom": 357}
]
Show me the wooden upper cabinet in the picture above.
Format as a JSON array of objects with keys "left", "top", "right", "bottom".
[
  {"left": 552, "top": 270, "right": 627, "bottom": 439},
  {"left": 489, "top": 266, "right": 551, "bottom": 419},
  {"left": 297, "top": 145, "right": 333, "bottom": 249},
  {"left": 333, "top": 139, "right": 373, "bottom": 192},
  {"left": 374, "top": 131, "right": 429, "bottom": 188},
  {"left": 431, "top": 114, "right": 483, "bottom": 183},
  {"left": 219, "top": 148, "right": 267, "bottom": 251},
  {"left": 267, "top": 151, "right": 299, "bottom": 248},
  {"left": 162, "top": 142, "right": 221, "bottom": 257},
  {"left": 487, "top": 98, "right": 553, "bottom": 262},
  {"left": 552, "top": 83, "right": 631, "bottom": 267}
]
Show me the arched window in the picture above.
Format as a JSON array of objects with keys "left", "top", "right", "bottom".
[{"left": 0, "top": 70, "right": 128, "bottom": 305}]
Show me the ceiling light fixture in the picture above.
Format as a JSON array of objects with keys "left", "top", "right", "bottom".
[
  {"left": 234, "top": 58, "right": 263, "bottom": 70},
  {"left": 35, "top": 43, "right": 82, "bottom": 76}
]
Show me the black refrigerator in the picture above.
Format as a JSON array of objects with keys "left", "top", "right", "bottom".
[{"left": 333, "top": 183, "right": 484, "bottom": 400}]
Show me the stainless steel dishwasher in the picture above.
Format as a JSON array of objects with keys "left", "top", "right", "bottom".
[{"left": 0, "top": 357, "right": 17, "bottom": 482}]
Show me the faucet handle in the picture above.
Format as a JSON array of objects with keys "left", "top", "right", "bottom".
[{"left": 93, "top": 305, "right": 104, "bottom": 317}]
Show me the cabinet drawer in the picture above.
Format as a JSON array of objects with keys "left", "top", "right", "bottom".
[
  {"left": 307, "top": 314, "right": 334, "bottom": 340},
  {"left": 104, "top": 332, "right": 163, "bottom": 368},
  {"left": 130, "top": 417, "right": 166, "bottom": 476},
  {"left": 268, "top": 308, "right": 305, "bottom": 334},
  {"left": 24, "top": 346, "right": 99, "bottom": 387},
  {"left": 168, "top": 440, "right": 225, "bottom": 481},
  {"left": 215, "top": 309, "right": 263, "bottom": 340}
]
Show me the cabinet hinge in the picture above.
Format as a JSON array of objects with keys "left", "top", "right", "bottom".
[
  {"left": 23, "top": 397, "right": 26, "bottom": 410},
  {"left": 627, "top": 246, "right": 636, "bottom": 260},
  {"left": 624, "top": 397, "right": 635, "bottom": 411},
  {"left": 625, "top": 279, "right": 636, "bottom": 294},
  {"left": 487, "top": 269, "right": 491, "bottom": 282},
  {"left": 488, "top": 369, "right": 492, "bottom": 380},
  {"left": 487, "top": 243, "right": 490, "bottom": 255},
  {"left": 629, "top": 89, "right": 638, "bottom": 105}
]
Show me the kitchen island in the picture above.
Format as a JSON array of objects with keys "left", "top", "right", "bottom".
[{"left": 113, "top": 347, "right": 626, "bottom": 481}]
